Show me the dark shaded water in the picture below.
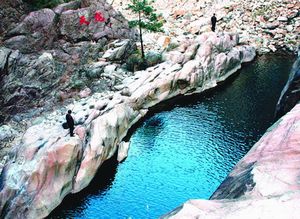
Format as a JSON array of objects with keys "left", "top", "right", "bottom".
[{"left": 49, "top": 54, "right": 295, "bottom": 219}]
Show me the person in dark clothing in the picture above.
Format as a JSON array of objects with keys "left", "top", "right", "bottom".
[
  {"left": 66, "top": 110, "right": 75, "bottom": 137},
  {"left": 211, "top": 13, "right": 217, "bottom": 32}
]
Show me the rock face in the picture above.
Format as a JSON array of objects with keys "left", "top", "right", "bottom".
[
  {"left": 275, "top": 48, "right": 300, "bottom": 118},
  {"left": 2, "top": 0, "right": 134, "bottom": 53},
  {"left": 5, "top": 9, "right": 57, "bottom": 53},
  {"left": 163, "top": 103, "right": 300, "bottom": 219},
  {"left": 0, "top": 32, "right": 255, "bottom": 219},
  {"left": 0, "top": 0, "right": 136, "bottom": 123},
  {"left": 0, "top": 0, "right": 30, "bottom": 37}
]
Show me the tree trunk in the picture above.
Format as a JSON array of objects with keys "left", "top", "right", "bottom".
[{"left": 138, "top": 11, "right": 145, "bottom": 60}]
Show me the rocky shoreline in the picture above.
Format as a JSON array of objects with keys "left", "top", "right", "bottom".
[
  {"left": 0, "top": 0, "right": 299, "bottom": 218},
  {"left": 162, "top": 50, "right": 300, "bottom": 218},
  {"left": 163, "top": 103, "right": 300, "bottom": 219},
  {"left": 0, "top": 32, "right": 255, "bottom": 218}
]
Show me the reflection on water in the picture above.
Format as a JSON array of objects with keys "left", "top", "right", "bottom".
[{"left": 49, "top": 54, "right": 295, "bottom": 219}]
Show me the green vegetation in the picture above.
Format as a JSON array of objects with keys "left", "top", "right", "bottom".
[
  {"left": 127, "top": 0, "right": 163, "bottom": 59},
  {"left": 126, "top": 51, "right": 146, "bottom": 72},
  {"left": 251, "top": 3, "right": 275, "bottom": 20},
  {"left": 286, "top": 40, "right": 297, "bottom": 45},
  {"left": 165, "top": 43, "right": 179, "bottom": 52},
  {"left": 126, "top": 50, "right": 162, "bottom": 72},
  {"left": 24, "top": 0, "right": 71, "bottom": 9}
]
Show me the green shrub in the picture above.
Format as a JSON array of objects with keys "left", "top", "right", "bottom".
[
  {"left": 145, "top": 51, "right": 162, "bottom": 66},
  {"left": 165, "top": 43, "right": 179, "bottom": 52},
  {"left": 125, "top": 50, "right": 163, "bottom": 72},
  {"left": 126, "top": 53, "right": 146, "bottom": 72}
]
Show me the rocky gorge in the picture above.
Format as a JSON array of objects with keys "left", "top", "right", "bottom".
[
  {"left": 0, "top": 0, "right": 299, "bottom": 218},
  {"left": 0, "top": 27, "right": 256, "bottom": 217}
]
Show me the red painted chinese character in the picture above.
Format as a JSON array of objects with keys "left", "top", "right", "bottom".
[
  {"left": 79, "top": 15, "right": 90, "bottom": 25},
  {"left": 95, "top": 12, "right": 105, "bottom": 22}
]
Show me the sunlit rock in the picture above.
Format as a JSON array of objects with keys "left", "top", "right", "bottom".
[
  {"left": 0, "top": 32, "right": 255, "bottom": 218},
  {"left": 117, "top": 141, "right": 130, "bottom": 162}
]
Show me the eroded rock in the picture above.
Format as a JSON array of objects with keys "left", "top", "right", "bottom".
[{"left": 0, "top": 32, "right": 255, "bottom": 218}]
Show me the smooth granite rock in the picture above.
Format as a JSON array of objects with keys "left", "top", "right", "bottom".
[{"left": 0, "top": 32, "right": 255, "bottom": 218}]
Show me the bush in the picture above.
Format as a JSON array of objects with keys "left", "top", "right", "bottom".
[
  {"left": 24, "top": 0, "right": 71, "bottom": 9},
  {"left": 145, "top": 51, "right": 162, "bottom": 66},
  {"left": 165, "top": 43, "right": 179, "bottom": 52},
  {"left": 126, "top": 53, "right": 146, "bottom": 72}
]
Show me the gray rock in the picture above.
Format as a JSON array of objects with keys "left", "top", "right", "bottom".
[
  {"left": 0, "top": 47, "right": 11, "bottom": 75},
  {"left": 0, "top": 125, "right": 17, "bottom": 142},
  {"left": 104, "top": 64, "right": 117, "bottom": 74},
  {"left": 261, "top": 21, "right": 280, "bottom": 30},
  {"left": 54, "top": 0, "right": 81, "bottom": 14},
  {"left": 58, "top": 0, "right": 134, "bottom": 43},
  {"left": 145, "top": 51, "right": 162, "bottom": 66},
  {"left": 286, "top": 25, "right": 294, "bottom": 32},
  {"left": 0, "top": 0, "right": 30, "bottom": 35},
  {"left": 102, "top": 39, "right": 137, "bottom": 61},
  {"left": 277, "top": 16, "right": 288, "bottom": 22},
  {"left": 4, "top": 9, "right": 57, "bottom": 53}
]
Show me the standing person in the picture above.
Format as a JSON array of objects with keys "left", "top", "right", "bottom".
[
  {"left": 66, "top": 110, "right": 75, "bottom": 137},
  {"left": 211, "top": 13, "right": 217, "bottom": 32}
]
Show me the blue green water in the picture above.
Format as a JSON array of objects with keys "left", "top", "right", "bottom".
[{"left": 49, "top": 54, "right": 295, "bottom": 219}]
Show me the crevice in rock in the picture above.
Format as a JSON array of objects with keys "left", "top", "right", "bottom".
[{"left": 210, "top": 162, "right": 256, "bottom": 200}]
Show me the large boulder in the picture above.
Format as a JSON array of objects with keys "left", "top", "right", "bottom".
[
  {"left": 0, "top": 0, "right": 30, "bottom": 36},
  {"left": 4, "top": 9, "right": 57, "bottom": 53},
  {"left": 0, "top": 51, "right": 61, "bottom": 115},
  {"left": 0, "top": 47, "right": 11, "bottom": 79},
  {"left": 102, "top": 39, "right": 137, "bottom": 61},
  {"left": 58, "top": 0, "right": 135, "bottom": 43}
]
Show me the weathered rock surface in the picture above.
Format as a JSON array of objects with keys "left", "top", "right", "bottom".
[
  {"left": 2, "top": 0, "right": 134, "bottom": 53},
  {"left": 163, "top": 102, "right": 300, "bottom": 219},
  {"left": 102, "top": 39, "right": 137, "bottom": 61},
  {"left": 0, "top": 0, "right": 137, "bottom": 123},
  {"left": 276, "top": 48, "right": 300, "bottom": 118},
  {"left": 0, "top": 0, "right": 30, "bottom": 37},
  {"left": 5, "top": 9, "right": 57, "bottom": 53},
  {"left": 113, "top": 0, "right": 300, "bottom": 54},
  {"left": 0, "top": 32, "right": 255, "bottom": 219}
]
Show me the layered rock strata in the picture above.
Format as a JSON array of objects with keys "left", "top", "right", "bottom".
[
  {"left": 163, "top": 102, "right": 300, "bottom": 219},
  {"left": 0, "top": 32, "right": 255, "bottom": 219}
]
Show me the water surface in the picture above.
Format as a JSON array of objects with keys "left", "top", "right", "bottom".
[{"left": 49, "top": 54, "right": 295, "bottom": 219}]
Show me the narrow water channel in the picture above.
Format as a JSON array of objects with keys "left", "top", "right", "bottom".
[{"left": 49, "top": 54, "right": 295, "bottom": 219}]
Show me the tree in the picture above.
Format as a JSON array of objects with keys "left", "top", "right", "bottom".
[{"left": 127, "top": 0, "right": 163, "bottom": 60}]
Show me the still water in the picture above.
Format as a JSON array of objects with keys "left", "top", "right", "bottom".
[{"left": 49, "top": 54, "right": 295, "bottom": 219}]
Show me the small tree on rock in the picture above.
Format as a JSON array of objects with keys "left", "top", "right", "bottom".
[{"left": 127, "top": 0, "right": 163, "bottom": 60}]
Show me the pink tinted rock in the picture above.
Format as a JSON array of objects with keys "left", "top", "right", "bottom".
[
  {"left": 74, "top": 126, "right": 86, "bottom": 140},
  {"left": 79, "top": 87, "right": 92, "bottom": 98}
]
